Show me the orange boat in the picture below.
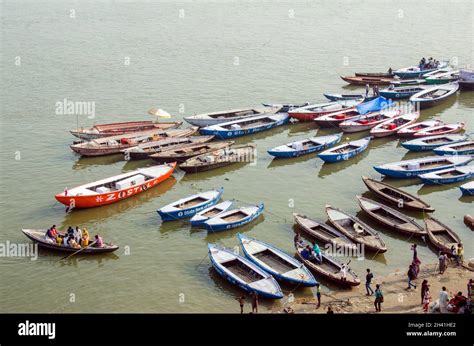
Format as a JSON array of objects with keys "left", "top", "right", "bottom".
[{"left": 55, "top": 163, "right": 176, "bottom": 209}]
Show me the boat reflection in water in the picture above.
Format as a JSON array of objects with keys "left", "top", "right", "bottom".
[
  {"left": 72, "top": 154, "right": 124, "bottom": 170},
  {"left": 317, "top": 148, "right": 370, "bottom": 178}
]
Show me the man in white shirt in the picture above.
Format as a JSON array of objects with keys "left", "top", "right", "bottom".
[{"left": 439, "top": 286, "right": 449, "bottom": 313}]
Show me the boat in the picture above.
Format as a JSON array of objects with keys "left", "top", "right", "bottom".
[
  {"left": 397, "top": 120, "right": 444, "bottom": 137},
  {"left": 199, "top": 113, "right": 289, "bottom": 139},
  {"left": 356, "top": 196, "right": 426, "bottom": 236},
  {"left": 70, "top": 120, "right": 182, "bottom": 140},
  {"left": 325, "top": 205, "right": 387, "bottom": 253},
  {"left": 21, "top": 229, "right": 119, "bottom": 254},
  {"left": 293, "top": 213, "right": 358, "bottom": 251},
  {"left": 205, "top": 203, "right": 264, "bottom": 232},
  {"left": 409, "top": 83, "right": 459, "bottom": 109},
  {"left": 261, "top": 103, "right": 310, "bottom": 112},
  {"left": 425, "top": 70, "right": 459, "bottom": 85},
  {"left": 190, "top": 200, "right": 233, "bottom": 226},
  {"left": 288, "top": 100, "right": 360, "bottom": 122},
  {"left": 401, "top": 134, "right": 468, "bottom": 152},
  {"left": 179, "top": 144, "right": 256, "bottom": 173},
  {"left": 294, "top": 242, "right": 360, "bottom": 286},
  {"left": 208, "top": 243, "right": 283, "bottom": 299},
  {"left": 355, "top": 72, "right": 395, "bottom": 78},
  {"left": 362, "top": 176, "right": 434, "bottom": 212},
  {"left": 267, "top": 133, "right": 342, "bottom": 158},
  {"left": 419, "top": 165, "right": 473, "bottom": 185},
  {"left": 379, "top": 85, "right": 427, "bottom": 99},
  {"left": 323, "top": 93, "right": 365, "bottom": 101},
  {"left": 122, "top": 135, "right": 214, "bottom": 160},
  {"left": 411, "top": 122, "right": 465, "bottom": 137},
  {"left": 55, "top": 163, "right": 176, "bottom": 208},
  {"left": 458, "top": 69, "right": 474, "bottom": 91},
  {"left": 373, "top": 155, "right": 472, "bottom": 178},
  {"left": 370, "top": 112, "right": 420, "bottom": 137},
  {"left": 238, "top": 234, "right": 317, "bottom": 287},
  {"left": 424, "top": 217, "right": 461, "bottom": 253},
  {"left": 340, "top": 76, "right": 395, "bottom": 85},
  {"left": 150, "top": 141, "right": 234, "bottom": 163},
  {"left": 184, "top": 106, "right": 279, "bottom": 127},
  {"left": 434, "top": 140, "right": 474, "bottom": 156},
  {"left": 70, "top": 127, "right": 198, "bottom": 157},
  {"left": 460, "top": 181, "right": 474, "bottom": 196},
  {"left": 394, "top": 61, "right": 448, "bottom": 79},
  {"left": 314, "top": 108, "right": 362, "bottom": 128},
  {"left": 391, "top": 79, "right": 427, "bottom": 86},
  {"left": 318, "top": 137, "right": 371, "bottom": 163},
  {"left": 157, "top": 187, "right": 224, "bottom": 221},
  {"left": 339, "top": 109, "right": 401, "bottom": 133}
]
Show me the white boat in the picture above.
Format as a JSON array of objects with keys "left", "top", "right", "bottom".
[{"left": 183, "top": 106, "right": 279, "bottom": 127}]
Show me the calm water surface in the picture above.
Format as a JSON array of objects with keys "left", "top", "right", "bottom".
[{"left": 0, "top": 0, "right": 473, "bottom": 312}]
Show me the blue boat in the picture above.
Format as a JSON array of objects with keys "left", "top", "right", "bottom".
[
  {"left": 157, "top": 187, "right": 224, "bottom": 221},
  {"left": 394, "top": 61, "right": 448, "bottom": 79},
  {"left": 208, "top": 243, "right": 283, "bottom": 299},
  {"left": 434, "top": 140, "right": 474, "bottom": 156},
  {"left": 205, "top": 203, "right": 264, "bottom": 232},
  {"left": 318, "top": 137, "right": 371, "bottom": 163},
  {"left": 199, "top": 113, "right": 289, "bottom": 139},
  {"left": 419, "top": 165, "right": 473, "bottom": 185},
  {"left": 190, "top": 200, "right": 233, "bottom": 226},
  {"left": 379, "top": 85, "right": 427, "bottom": 99},
  {"left": 401, "top": 134, "right": 468, "bottom": 152},
  {"left": 460, "top": 181, "right": 474, "bottom": 196},
  {"left": 238, "top": 234, "right": 317, "bottom": 287},
  {"left": 374, "top": 155, "right": 472, "bottom": 178},
  {"left": 268, "top": 133, "right": 342, "bottom": 158}
]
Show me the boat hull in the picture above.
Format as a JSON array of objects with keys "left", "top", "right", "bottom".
[
  {"left": 267, "top": 134, "right": 342, "bottom": 158},
  {"left": 70, "top": 122, "right": 182, "bottom": 140},
  {"left": 199, "top": 117, "right": 289, "bottom": 139},
  {"left": 318, "top": 138, "right": 370, "bottom": 163},
  {"left": 206, "top": 204, "right": 264, "bottom": 232}
]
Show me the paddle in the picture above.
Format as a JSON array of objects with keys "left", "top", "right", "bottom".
[{"left": 59, "top": 240, "right": 97, "bottom": 261}]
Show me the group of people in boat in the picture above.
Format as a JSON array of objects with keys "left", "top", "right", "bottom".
[
  {"left": 44, "top": 225, "right": 104, "bottom": 249},
  {"left": 419, "top": 57, "right": 441, "bottom": 70},
  {"left": 295, "top": 234, "right": 323, "bottom": 263}
]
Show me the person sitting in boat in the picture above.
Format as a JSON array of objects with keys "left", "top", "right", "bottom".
[
  {"left": 81, "top": 228, "right": 90, "bottom": 247},
  {"left": 67, "top": 226, "right": 74, "bottom": 238},
  {"left": 63, "top": 234, "right": 71, "bottom": 247},
  {"left": 56, "top": 234, "right": 63, "bottom": 246},
  {"left": 74, "top": 226, "right": 82, "bottom": 244},
  {"left": 68, "top": 236, "right": 81, "bottom": 249},
  {"left": 312, "top": 242, "right": 323, "bottom": 263},
  {"left": 365, "top": 84, "right": 370, "bottom": 98},
  {"left": 339, "top": 263, "right": 348, "bottom": 282},
  {"left": 94, "top": 234, "right": 104, "bottom": 248},
  {"left": 300, "top": 245, "right": 313, "bottom": 260},
  {"left": 45, "top": 225, "right": 59, "bottom": 242}
]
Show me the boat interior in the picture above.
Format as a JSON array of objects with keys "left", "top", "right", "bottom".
[
  {"left": 210, "top": 109, "right": 260, "bottom": 119},
  {"left": 420, "top": 89, "right": 450, "bottom": 99},
  {"left": 431, "top": 229, "right": 458, "bottom": 244},
  {"left": 435, "top": 169, "right": 464, "bottom": 177},
  {"left": 331, "top": 144, "right": 359, "bottom": 154},
  {"left": 369, "top": 207, "right": 405, "bottom": 225},
  {"left": 451, "top": 142, "right": 474, "bottom": 150},
  {"left": 400, "top": 159, "right": 450, "bottom": 170},
  {"left": 379, "top": 187, "right": 413, "bottom": 202},
  {"left": 221, "top": 259, "right": 264, "bottom": 283},
  {"left": 253, "top": 249, "right": 296, "bottom": 273},
  {"left": 201, "top": 207, "right": 222, "bottom": 218},
  {"left": 422, "top": 137, "right": 451, "bottom": 144},
  {"left": 424, "top": 126, "right": 455, "bottom": 134},
  {"left": 336, "top": 218, "right": 372, "bottom": 237},
  {"left": 221, "top": 117, "right": 274, "bottom": 130},
  {"left": 89, "top": 174, "right": 154, "bottom": 193},
  {"left": 176, "top": 197, "right": 208, "bottom": 209},
  {"left": 221, "top": 211, "right": 248, "bottom": 222}
]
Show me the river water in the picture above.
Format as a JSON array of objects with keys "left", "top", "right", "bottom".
[{"left": 0, "top": 0, "right": 472, "bottom": 312}]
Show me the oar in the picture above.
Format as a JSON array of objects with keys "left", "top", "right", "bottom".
[{"left": 59, "top": 240, "right": 97, "bottom": 261}]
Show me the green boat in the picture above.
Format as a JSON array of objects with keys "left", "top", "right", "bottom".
[{"left": 425, "top": 70, "right": 459, "bottom": 85}]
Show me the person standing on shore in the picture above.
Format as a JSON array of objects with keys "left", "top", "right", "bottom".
[
  {"left": 439, "top": 286, "right": 449, "bottom": 313},
  {"left": 250, "top": 291, "right": 258, "bottom": 314},
  {"left": 365, "top": 268, "right": 374, "bottom": 296},
  {"left": 316, "top": 283, "right": 321, "bottom": 308},
  {"left": 374, "top": 284, "right": 383, "bottom": 312},
  {"left": 421, "top": 280, "right": 429, "bottom": 304},
  {"left": 236, "top": 295, "right": 245, "bottom": 314},
  {"left": 438, "top": 252, "right": 448, "bottom": 274},
  {"left": 365, "top": 84, "right": 370, "bottom": 98},
  {"left": 407, "top": 264, "right": 417, "bottom": 289},
  {"left": 423, "top": 287, "right": 431, "bottom": 313},
  {"left": 411, "top": 244, "right": 421, "bottom": 278}
]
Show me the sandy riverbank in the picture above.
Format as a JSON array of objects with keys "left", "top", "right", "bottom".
[{"left": 274, "top": 262, "right": 473, "bottom": 314}]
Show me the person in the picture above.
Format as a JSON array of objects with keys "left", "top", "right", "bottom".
[
  {"left": 236, "top": 295, "right": 245, "bottom": 314},
  {"left": 300, "top": 245, "right": 312, "bottom": 260},
  {"left": 81, "top": 228, "right": 90, "bottom": 247},
  {"left": 339, "top": 263, "right": 348, "bottom": 283},
  {"left": 327, "top": 306, "right": 334, "bottom": 314},
  {"left": 448, "top": 292, "right": 467, "bottom": 313},
  {"left": 388, "top": 67, "right": 393, "bottom": 75},
  {"left": 45, "top": 226, "right": 58, "bottom": 242},
  {"left": 312, "top": 242, "right": 322, "bottom": 263},
  {"left": 450, "top": 245, "right": 460, "bottom": 265},
  {"left": 372, "top": 85, "right": 377, "bottom": 97},
  {"left": 421, "top": 280, "right": 429, "bottom": 304},
  {"left": 374, "top": 284, "right": 383, "bottom": 312},
  {"left": 365, "top": 84, "right": 370, "bottom": 97},
  {"left": 56, "top": 234, "right": 63, "bottom": 246},
  {"left": 293, "top": 232, "right": 301, "bottom": 245},
  {"left": 68, "top": 235, "right": 80, "bottom": 249},
  {"left": 365, "top": 268, "right": 374, "bottom": 296},
  {"left": 438, "top": 251, "right": 448, "bottom": 274},
  {"left": 250, "top": 291, "right": 258, "bottom": 314},
  {"left": 407, "top": 264, "right": 417, "bottom": 289},
  {"left": 388, "top": 83, "right": 395, "bottom": 90},
  {"left": 74, "top": 227, "right": 82, "bottom": 244},
  {"left": 315, "top": 283, "right": 321, "bottom": 308},
  {"left": 411, "top": 244, "right": 421, "bottom": 278},
  {"left": 67, "top": 226, "right": 74, "bottom": 238},
  {"left": 439, "top": 286, "right": 449, "bottom": 313},
  {"left": 63, "top": 235, "right": 70, "bottom": 247},
  {"left": 423, "top": 287, "right": 431, "bottom": 313},
  {"left": 94, "top": 235, "right": 104, "bottom": 248},
  {"left": 456, "top": 243, "right": 464, "bottom": 265}
]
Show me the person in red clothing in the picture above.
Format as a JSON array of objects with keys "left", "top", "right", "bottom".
[{"left": 45, "top": 225, "right": 58, "bottom": 242}]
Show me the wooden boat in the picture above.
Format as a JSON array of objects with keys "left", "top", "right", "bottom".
[
  {"left": 199, "top": 113, "right": 289, "bottom": 139},
  {"left": 339, "top": 110, "right": 400, "bottom": 133},
  {"left": 424, "top": 217, "right": 461, "bottom": 253},
  {"left": 295, "top": 242, "right": 360, "bottom": 286},
  {"left": 261, "top": 102, "right": 309, "bottom": 112},
  {"left": 318, "top": 137, "right": 371, "bottom": 163},
  {"left": 238, "top": 234, "right": 317, "bottom": 287},
  {"left": 314, "top": 108, "right": 362, "bottom": 128},
  {"left": 370, "top": 112, "right": 420, "bottom": 137},
  {"left": 293, "top": 213, "right": 358, "bottom": 251},
  {"left": 379, "top": 85, "right": 427, "bottom": 99},
  {"left": 394, "top": 61, "right": 448, "bottom": 79},
  {"left": 373, "top": 155, "right": 472, "bottom": 178},
  {"left": 323, "top": 93, "right": 365, "bottom": 101},
  {"left": 208, "top": 243, "right": 283, "bottom": 299},
  {"left": 412, "top": 122, "right": 465, "bottom": 137},
  {"left": 419, "top": 165, "right": 473, "bottom": 185},
  {"left": 392, "top": 79, "right": 427, "bottom": 86},
  {"left": 150, "top": 141, "right": 234, "bottom": 163},
  {"left": 205, "top": 203, "right": 264, "bottom": 232},
  {"left": 409, "top": 83, "right": 459, "bottom": 109},
  {"left": 397, "top": 120, "right": 444, "bottom": 137},
  {"left": 55, "top": 163, "right": 176, "bottom": 209},
  {"left": 355, "top": 72, "right": 395, "bottom": 78},
  {"left": 425, "top": 70, "right": 459, "bottom": 85},
  {"left": 190, "top": 200, "right": 233, "bottom": 226},
  {"left": 460, "top": 181, "right": 474, "bottom": 196},
  {"left": 434, "top": 140, "right": 474, "bottom": 156},
  {"left": 267, "top": 133, "right": 342, "bottom": 158},
  {"left": 362, "top": 176, "right": 434, "bottom": 212},
  {"left": 325, "top": 205, "right": 387, "bottom": 253},
  {"left": 464, "top": 214, "right": 474, "bottom": 229},
  {"left": 22, "top": 229, "right": 119, "bottom": 254},
  {"left": 401, "top": 134, "right": 468, "bottom": 152},
  {"left": 70, "top": 127, "right": 198, "bottom": 157},
  {"left": 70, "top": 120, "right": 182, "bottom": 140},
  {"left": 179, "top": 144, "right": 256, "bottom": 173},
  {"left": 340, "top": 75, "right": 395, "bottom": 85},
  {"left": 458, "top": 69, "right": 474, "bottom": 91},
  {"left": 184, "top": 106, "right": 279, "bottom": 127},
  {"left": 356, "top": 196, "right": 426, "bottom": 236},
  {"left": 288, "top": 100, "right": 360, "bottom": 122},
  {"left": 157, "top": 187, "right": 224, "bottom": 221}
]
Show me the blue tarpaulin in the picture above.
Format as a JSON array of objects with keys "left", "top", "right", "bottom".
[{"left": 356, "top": 96, "right": 393, "bottom": 115}]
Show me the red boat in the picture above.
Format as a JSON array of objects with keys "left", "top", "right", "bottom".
[
  {"left": 340, "top": 76, "right": 395, "bottom": 86},
  {"left": 55, "top": 163, "right": 176, "bottom": 209},
  {"left": 288, "top": 100, "right": 360, "bottom": 122},
  {"left": 314, "top": 108, "right": 362, "bottom": 128},
  {"left": 412, "top": 122, "right": 465, "bottom": 137}
]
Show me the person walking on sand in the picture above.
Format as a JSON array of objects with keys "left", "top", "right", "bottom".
[
  {"left": 456, "top": 243, "right": 464, "bottom": 265},
  {"left": 438, "top": 251, "right": 448, "bottom": 274},
  {"left": 421, "top": 280, "right": 429, "bottom": 304},
  {"left": 407, "top": 264, "right": 417, "bottom": 289},
  {"left": 439, "top": 286, "right": 449, "bottom": 313},
  {"left": 411, "top": 244, "right": 421, "bottom": 278},
  {"left": 423, "top": 287, "right": 431, "bottom": 313},
  {"left": 250, "top": 291, "right": 258, "bottom": 314},
  {"left": 365, "top": 268, "right": 374, "bottom": 296},
  {"left": 374, "top": 284, "right": 383, "bottom": 312},
  {"left": 316, "top": 283, "right": 321, "bottom": 308},
  {"left": 236, "top": 295, "right": 245, "bottom": 314}
]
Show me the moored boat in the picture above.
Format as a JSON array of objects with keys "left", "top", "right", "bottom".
[
  {"left": 391, "top": 79, "right": 427, "bottom": 86},
  {"left": 190, "top": 200, "right": 233, "bottom": 226},
  {"left": 55, "top": 163, "right": 176, "bottom": 208},
  {"left": 458, "top": 69, "right": 474, "bottom": 91},
  {"left": 184, "top": 106, "right": 279, "bottom": 127},
  {"left": 434, "top": 140, "right": 474, "bottom": 156},
  {"left": 261, "top": 103, "right": 309, "bottom": 112},
  {"left": 355, "top": 71, "right": 395, "bottom": 78},
  {"left": 205, "top": 203, "right": 264, "bottom": 232},
  {"left": 419, "top": 165, "right": 473, "bottom": 185},
  {"left": 401, "top": 134, "right": 468, "bottom": 152},
  {"left": 394, "top": 61, "right": 448, "bottom": 79},
  {"left": 397, "top": 120, "right": 444, "bottom": 137},
  {"left": 323, "top": 93, "right": 365, "bottom": 101},
  {"left": 318, "top": 137, "right": 371, "bottom": 163},
  {"left": 267, "top": 133, "right": 342, "bottom": 158},
  {"left": 314, "top": 108, "right": 362, "bottom": 128},
  {"left": 370, "top": 112, "right": 420, "bottom": 137},
  {"left": 424, "top": 217, "right": 461, "bottom": 253},
  {"left": 208, "top": 243, "right": 283, "bottom": 299},
  {"left": 409, "top": 83, "right": 459, "bottom": 109},
  {"left": 459, "top": 181, "right": 474, "bottom": 196},
  {"left": 340, "top": 76, "right": 395, "bottom": 85},
  {"left": 425, "top": 70, "right": 459, "bottom": 85},
  {"left": 150, "top": 141, "right": 234, "bottom": 163},
  {"left": 379, "top": 85, "right": 427, "bottom": 99},
  {"left": 411, "top": 122, "right": 465, "bottom": 137},
  {"left": 288, "top": 100, "right": 360, "bottom": 122},
  {"left": 339, "top": 109, "right": 400, "bottom": 133}
]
